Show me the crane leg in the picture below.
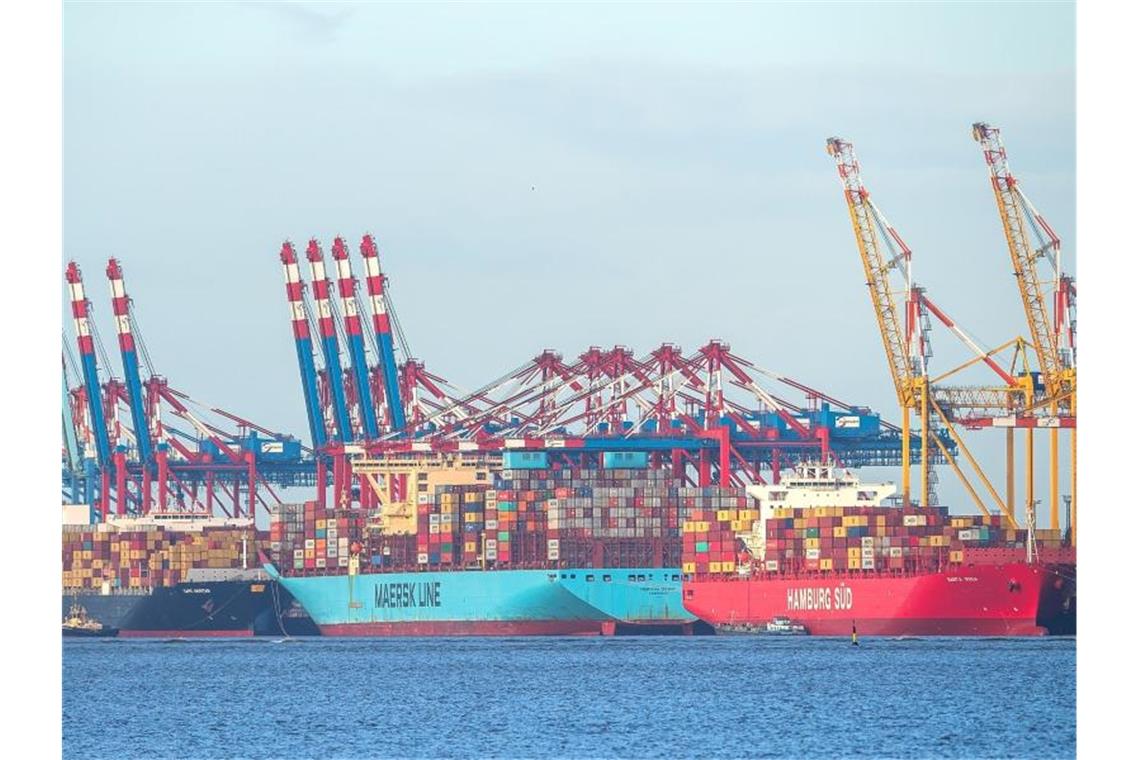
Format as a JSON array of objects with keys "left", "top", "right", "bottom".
[
  {"left": 1050, "top": 426, "right": 1059, "bottom": 531},
  {"left": 901, "top": 405, "right": 911, "bottom": 508},
  {"left": 916, "top": 382, "right": 925, "bottom": 508},
  {"left": 1025, "top": 428, "right": 1034, "bottom": 526},
  {"left": 1005, "top": 428, "right": 1014, "bottom": 522}
]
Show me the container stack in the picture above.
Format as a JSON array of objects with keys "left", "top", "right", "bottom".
[
  {"left": 679, "top": 488, "right": 752, "bottom": 574},
  {"left": 62, "top": 523, "right": 256, "bottom": 590},
  {"left": 680, "top": 503, "right": 1072, "bottom": 577},
  {"left": 417, "top": 485, "right": 488, "bottom": 567},
  {"left": 271, "top": 502, "right": 366, "bottom": 572},
  {"left": 272, "top": 463, "right": 700, "bottom": 575}
]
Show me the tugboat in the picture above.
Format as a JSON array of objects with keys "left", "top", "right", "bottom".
[
  {"left": 715, "top": 615, "right": 809, "bottom": 636},
  {"left": 62, "top": 601, "right": 119, "bottom": 638},
  {"left": 765, "top": 615, "right": 808, "bottom": 635}
]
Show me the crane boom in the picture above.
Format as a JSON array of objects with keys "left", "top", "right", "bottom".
[
  {"left": 66, "top": 262, "right": 112, "bottom": 468},
  {"left": 826, "top": 138, "right": 919, "bottom": 410},
  {"left": 106, "top": 258, "right": 154, "bottom": 465},
  {"left": 331, "top": 236, "right": 380, "bottom": 440},
  {"left": 971, "top": 122, "right": 1070, "bottom": 404}
]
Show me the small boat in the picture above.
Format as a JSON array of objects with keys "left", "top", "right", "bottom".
[
  {"left": 764, "top": 616, "right": 808, "bottom": 635},
  {"left": 715, "top": 616, "right": 809, "bottom": 636},
  {"left": 63, "top": 601, "right": 119, "bottom": 638}
]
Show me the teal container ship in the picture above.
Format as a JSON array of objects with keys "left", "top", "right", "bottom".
[
  {"left": 263, "top": 563, "right": 696, "bottom": 636},
  {"left": 265, "top": 459, "right": 740, "bottom": 636}
]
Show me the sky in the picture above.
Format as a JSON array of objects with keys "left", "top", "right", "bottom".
[{"left": 62, "top": 1, "right": 1076, "bottom": 522}]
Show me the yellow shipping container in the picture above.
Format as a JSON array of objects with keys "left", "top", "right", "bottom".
[
  {"left": 716, "top": 510, "right": 732, "bottom": 522},
  {"left": 950, "top": 551, "right": 964, "bottom": 563},
  {"left": 805, "top": 537, "right": 820, "bottom": 549},
  {"left": 848, "top": 547, "right": 861, "bottom": 559},
  {"left": 847, "top": 557, "right": 861, "bottom": 570},
  {"left": 721, "top": 562, "right": 736, "bottom": 573},
  {"left": 820, "top": 558, "right": 834, "bottom": 571},
  {"left": 709, "top": 562, "right": 722, "bottom": 573},
  {"left": 833, "top": 526, "right": 847, "bottom": 538},
  {"left": 793, "top": 518, "right": 805, "bottom": 530},
  {"left": 842, "top": 516, "right": 859, "bottom": 527},
  {"left": 316, "top": 519, "right": 326, "bottom": 529},
  {"left": 682, "top": 562, "right": 696, "bottom": 574}
]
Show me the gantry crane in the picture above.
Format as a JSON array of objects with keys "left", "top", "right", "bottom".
[
  {"left": 827, "top": 137, "right": 1027, "bottom": 526},
  {"left": 972, "top": 122, "right": 1077, "bottom": 539}
]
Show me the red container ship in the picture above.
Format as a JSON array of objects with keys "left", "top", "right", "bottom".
[{"left": 681, "top": 462, "right": 1075, "bottom": 636}]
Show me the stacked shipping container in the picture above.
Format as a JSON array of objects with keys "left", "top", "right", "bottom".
[
  {"left": 61, "top": 523, "right": 257, "bottom": 590},
  {"left": 684, "top": 504, "right": 1074, "bottom": 577},
  {"left": 272, "top": 464, "right": 694, "bottom": 576}
]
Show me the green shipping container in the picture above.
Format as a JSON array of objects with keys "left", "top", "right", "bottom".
[
  {"left": 498, "top": 531, "right": 510, "bottom": 542},
  {"left": 696, "top": 541, "right": 709, "bottom": 552}
]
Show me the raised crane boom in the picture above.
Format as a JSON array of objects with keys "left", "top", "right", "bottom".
[
  {"left": 826, "top": 138, "right": 921, "bottom": 407},
  {"left": 279, "top": 242, "right": 328, "bottom": 449},
  {"left": 360, "top": 234, "right": 407, "bottom": 432},
  {"left": 305, "top": 239, "right": 355, "bottom": 443},
  {"left": 106, "top": 258, "right": 154, "bottom": 466},
  {"left": 826, "top": 137, "right": 928, "bottom": 506},
  {"left": 65, "top": 262, "right": 112, "bottom": 469},
  {"left": 331, "top": 236, "right": 380, "bottom": 440},
  {"left": 971, "top": 122, "right": 1073, "bottom": 405}
]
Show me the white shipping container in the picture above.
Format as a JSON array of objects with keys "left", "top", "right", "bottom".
[
  {"left": 889, "top": 547, "right": 904, "bottom": 558},
  {"left": 861, "top": 558, "right": 876, "bottom": 569},
  {"left": 861, "top": 547, "right": 875, "bottom": 558},
  {"left": 805, "top": 548, "right": 821, "bottom": 560},
  {"left": 765, "top": 560, "right": 779, "bottom": 571},
  {"left": 485, "top": 519, "right": 499, "bottom": 530},
  {"left": 417, "top": 553, "right": 429, "bottom": 564},
  {"left": 861, "top": 536, "right": 875, "bottom": 547},
  {"left": 485, "top": 539, "right": 498, "bottom": 550}
]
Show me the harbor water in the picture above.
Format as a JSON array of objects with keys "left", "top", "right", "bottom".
[{"left": 64, "top": 636, "right": 1075, "bottom": 758}]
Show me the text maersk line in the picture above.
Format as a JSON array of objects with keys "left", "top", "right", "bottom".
[
  {"left": 786, "top": 586, "right": 854, "bottom": 612},
  {"left": 375, "top": 581, "right": 442, "bottom": 609}
]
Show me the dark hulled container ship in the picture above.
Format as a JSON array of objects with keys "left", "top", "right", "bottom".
[{"left": 62, "top": 513, "right": 318, "bottom": 636}]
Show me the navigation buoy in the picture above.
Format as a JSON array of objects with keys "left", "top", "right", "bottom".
[{"left": 851, "top": 622, "right": 859, "bottom": 646}]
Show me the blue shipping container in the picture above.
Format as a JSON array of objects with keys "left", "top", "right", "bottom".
[
  {"left": 602, "top": 451, "right": 649, "bottom": 469},
  {"left": 502, "top": 451, "right": 549, "bottom": 469}
]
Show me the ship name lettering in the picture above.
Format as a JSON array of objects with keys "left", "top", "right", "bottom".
[
  {"left": 786, "top": 587, "right": 833, "bottom": 611},
  {"left": 784, "top": 586, "right": 852, "bottom": 612},
  {"left": 374, "top": 581, "right": 442, "bottom": 609}
]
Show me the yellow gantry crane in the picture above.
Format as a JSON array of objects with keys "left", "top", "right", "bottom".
[
  {"left": 972, "top": 123, "right": 1077, "bottom": 540},
  {"left": 826, "top": 136, "right": 1027, "bottom": 527},
  {"left": 825, "top": 137, "right": 935, "bottom": 509}
]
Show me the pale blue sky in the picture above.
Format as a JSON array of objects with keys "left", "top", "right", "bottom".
[{"left": 63, "top": 1, "right": 1076, "bottom": 518}]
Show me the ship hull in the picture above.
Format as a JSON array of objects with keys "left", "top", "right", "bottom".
[
  {"left": 683, "top": 563, "right": 1064, "bottom": 636},
  {"left": 63, "top": 579, "right": 278, "bottom": 637},
  {"left": 269, "top": 565, "right": 694, "bottom": 636}
]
